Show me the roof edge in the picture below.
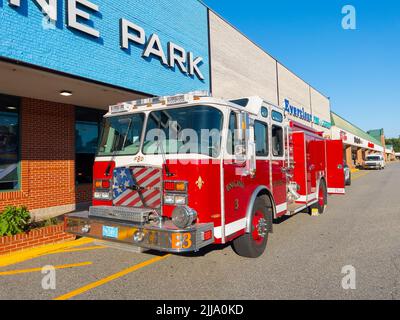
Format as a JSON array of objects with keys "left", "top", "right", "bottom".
[{"left": 331, "top": 111, "right": 383, "bottom": 147}]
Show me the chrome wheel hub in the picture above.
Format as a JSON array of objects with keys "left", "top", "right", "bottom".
[{"left": 257, "top": 218, "right": 268, "bottom": 238}]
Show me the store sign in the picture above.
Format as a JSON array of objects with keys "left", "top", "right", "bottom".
[
  {"left": 368, "top": 142, "right": 375, "bottom": 148},
  {"left": 6, "top": 0, "right": 204, "bottom": 80},
  {"left": 284, "top": 99, "right": 332, "bottom": 129},
  {"left": 120, "top": 19, "right": 204, "bottom": 80},
  {"left": 340, "top": 130, "right": 348, "bottom": 141},
  {"left": 354, "top": 137, "right": 362, "bottom": 145}
]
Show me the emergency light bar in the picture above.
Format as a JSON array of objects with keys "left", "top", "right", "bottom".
[
  {"left": 109, "top": 103, "right": 132, "bottom": 114},
  {"left": 109, "top": 91, "right": 210, "bottom": 114}
]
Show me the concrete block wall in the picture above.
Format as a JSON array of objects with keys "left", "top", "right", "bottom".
[
  {"left": 209, "top": 11, "right": 279, "bottom": 105},
  {"left": 208, "top": 11, "right": 331, "bottom": 134},
  {"left": 310, "top": 87, "right": 331, "bottom": 134}
]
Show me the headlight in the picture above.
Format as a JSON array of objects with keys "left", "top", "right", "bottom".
[
  {"left": 164, "top": 195, "right": 175, "bottom": 205},
  {"left": 164, "top": 195, "right": 187, "bottom": 205},
  {"left": 174, "top": 196, "right": 187, "bottom": 205},
  {"left": 172, "top": 206, "right": 197, "bottom": 229},
  {"left": 94, "top": 192, "right": 111, "bottom": 200},
  {"left": 94, "top": 192, "right": 101, "bottom": 199},
  {"left": 101, "top": 192, "right": 111, "bottom": 200}
]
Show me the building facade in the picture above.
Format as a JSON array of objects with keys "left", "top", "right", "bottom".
[
  {"left": 331, "top": 113, "right": 384, "bottom": 169},
  {"left": 208, "top": 11, "right": 332, "bottom": 136}
]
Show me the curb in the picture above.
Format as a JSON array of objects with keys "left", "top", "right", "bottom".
[
  {"left": 0, "top": 223, "right": 75, "bottom": 256},
  {"left": 0, "top": 237, "right": 94, "bottom": 268}
]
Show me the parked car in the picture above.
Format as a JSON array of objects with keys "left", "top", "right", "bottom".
[
  {"left": 344, "top": 164, "right": 351, "bottom": 186},
  {"left": 364, "top": 154, "right": 386, "bottom": 170}
]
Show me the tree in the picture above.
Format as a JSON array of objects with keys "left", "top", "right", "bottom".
[{"left": 385, "top": 138, "right": 400, "bottom": 152}]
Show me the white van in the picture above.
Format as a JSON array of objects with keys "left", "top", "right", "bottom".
[{"left": 364, "top": 154, "right": 386, "bottom": 170}]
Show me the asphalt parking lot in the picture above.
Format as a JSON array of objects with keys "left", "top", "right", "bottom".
[{"left": 1, "top": 163, "right": 399, "bottom": 300}]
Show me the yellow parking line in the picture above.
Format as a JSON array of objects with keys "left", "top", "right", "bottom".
[
  {"left": 352, "top": 172, "right": 370, "bottom": 181},
  {"left": 54, "top": 254, "right": 170, "bottom": 300},
  {"left": 0, "top": 238, "right": 94, "bottom": 268},
  {"left": 0, "top": 261, "right": 92, "bottom": 276},
  {"left": 51, "top": 246, "right": 107, "bottom": 254}
]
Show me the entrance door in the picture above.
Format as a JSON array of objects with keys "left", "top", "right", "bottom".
[{"left": 270, "top": 109, "right": 287, "bottom": 215}]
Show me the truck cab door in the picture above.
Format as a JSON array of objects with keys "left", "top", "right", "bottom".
[
  {"left": 270, "top": 109, "right": 287, "bottom": 215},
  {"left": 222, "top": 111, "right": 250, "bottom": 232},
  {"left": 325, "top": 140, "right": 345, "bottom": 195}
]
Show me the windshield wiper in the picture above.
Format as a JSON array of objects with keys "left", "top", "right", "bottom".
[
  {"left": 157, "top": 139, "right": 174, "bottom": 177},
  {"left": 105, "top": 119, "right": 132, "bottom": 177}
]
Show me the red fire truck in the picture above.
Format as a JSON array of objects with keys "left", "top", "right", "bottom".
[{"left": 65, "top": 92, "right": 345, "bottom": 258}]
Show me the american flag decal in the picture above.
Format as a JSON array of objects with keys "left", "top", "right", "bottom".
[{"left": 113, "top": 167, "right": 162, "bottom": 209}]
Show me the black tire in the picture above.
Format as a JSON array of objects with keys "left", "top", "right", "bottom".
[
  {"left": 310, "top": 179, "right": 327, "bottom": 214},
  {"left": 346, "top": 172, "right": 352, "bottom": 186},
  {"left": 232, "top": 195, "right": 272, "bottom": 258}
]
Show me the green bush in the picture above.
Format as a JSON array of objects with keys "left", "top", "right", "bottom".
[
  {"left": 0, "top": 206, "right": 31, "bottom": 237},
  {"left": 30, "top": 217, "right": 60, "bottom": 230},
  {"left": 44, "top": 217, "right": 60, "bottom": 227}
]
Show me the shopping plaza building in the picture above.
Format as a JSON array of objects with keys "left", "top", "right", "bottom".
[{"left": 0, "top": 0, "right": 396, "bottom": 218}]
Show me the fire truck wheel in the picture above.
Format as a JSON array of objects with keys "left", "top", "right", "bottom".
[
  {"left": 232, "top": 195, "right": 271, "bottom": 258},
  {"left": 345, "top": 172, "right": 352, "bottom": 186},
  {"left": 314, "top": 179, "right": 327, "bottom": 214}
]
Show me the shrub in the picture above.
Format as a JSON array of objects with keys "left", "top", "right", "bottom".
[
  {"left": 44, "top": 217, "right": 60, "bottom": 227},
  {"left": 0, "top": 206, "right": 31, "bottom": 237},
  {"left": 29, "top": 217, "right": 60, "bottom": 230}
]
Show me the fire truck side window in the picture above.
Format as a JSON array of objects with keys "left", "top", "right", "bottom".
[
  {"left": 254, "top": 121, "right": 268, "bottom": 157},
  {"left": 227, "top": 112, "right": 236, "bottom": 155},
  {"left": 272, "top": 125, "right": 284, "bottom": 157}
]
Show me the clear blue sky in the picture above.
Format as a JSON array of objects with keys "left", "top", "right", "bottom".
[{"left": 204, "top": 0, "right": 400, "bottom": 138}]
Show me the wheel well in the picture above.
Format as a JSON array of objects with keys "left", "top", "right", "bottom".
[
  {"left": 257, "top": 189, "right": 274, "bottom": 212},
  {"left": 245, "top": 187, "right": 275, "bottom": 234},
  {"left": 320, "top": 177, "right": 327, "bottom": 188}
]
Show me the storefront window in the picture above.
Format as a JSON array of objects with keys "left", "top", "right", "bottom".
[
  {"left": 0, "top": 94, "right": 20, "bottom": 191},
  {"left": 75, "top": 107, "right": 105, "bottom": 184}
]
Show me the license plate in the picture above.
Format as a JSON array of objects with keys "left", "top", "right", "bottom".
[{"left": 102, "top": 226, "right": 119, "bottom": 239}]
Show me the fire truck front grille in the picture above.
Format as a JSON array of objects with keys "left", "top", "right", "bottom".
[
  {"left": 112, "top": 166, "right": 162, "bottom": 209},
  {"left": 89, "top": 206, "right": 152, "bottom": 223}
]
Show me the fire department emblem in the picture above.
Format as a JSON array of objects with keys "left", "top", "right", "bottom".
[{"left": 195, "top": 176, "right": 205, "bottom": 190}]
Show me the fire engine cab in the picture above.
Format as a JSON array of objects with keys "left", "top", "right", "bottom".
[{"left": 65, "top": 92, "right": 345, "bottom": 258}]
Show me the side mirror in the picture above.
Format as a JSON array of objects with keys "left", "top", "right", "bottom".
[{"left": 234, "top": 112, "right": 249, "bottom": 163}]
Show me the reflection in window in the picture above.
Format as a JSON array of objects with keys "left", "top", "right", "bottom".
[
  {"left": 254, "top": 121, "right": 268, "bottom": 157},
  {"left": 76, "top": 107, "right": 105, "bottom": 184},
  {"left": 227, "top": 112, "right": 236, "bottom": 155},
  {"left": 272, "top": 111, "right": 283, "bottom": 123},
  {"left": 143, "top": 106, "right": 223, "bottom": 158},
  {"left": 98, "top": 114, "right": 145, "bottom": 157},
  {"left": 272, "top": 125, "right": 284, "bottom": 157},
  {"left": 0, "top": 95, "right": 20, "bottom": 191}
]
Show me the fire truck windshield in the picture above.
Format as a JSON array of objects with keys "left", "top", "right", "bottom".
[
  {"left": 97, "top": 113, "right": 145, "bottom": 156},
  {"left": 143, "top": 106, "right": 223, "bottom": 158}
]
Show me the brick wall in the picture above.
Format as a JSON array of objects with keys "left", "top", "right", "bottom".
[
  {"left": 0, "top": 97, "right": 92, "bottom": 214},
  {"left": 0, "top": 223, "right": 76, "bottom": 256}
]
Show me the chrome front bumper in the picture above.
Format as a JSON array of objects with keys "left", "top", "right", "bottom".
[
  {"left": 65, "top": 211, "right": 214, "bottom": 253},
  {"left": 364, "top": 164, "right": 379, "bottom": 169}
]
